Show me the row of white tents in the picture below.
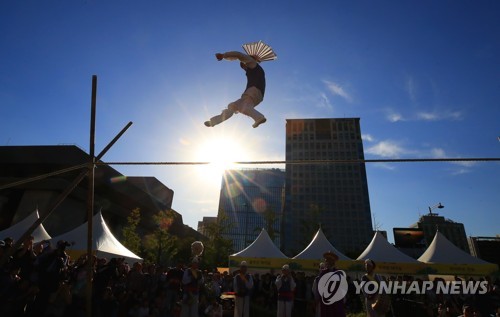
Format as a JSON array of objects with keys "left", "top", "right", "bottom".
[
  {"left": 2, "top": 211, "right": 497, "bottom": 276},
  {"left": 0, "top": 210, "right": 142, "bottom": 263},
  {"left": 229, "top": 228, "right": 499, "bottom": 276}
]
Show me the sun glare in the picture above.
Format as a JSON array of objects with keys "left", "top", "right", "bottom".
[{"left": 195, "top": 136, "right": 249, "bottom": 183}]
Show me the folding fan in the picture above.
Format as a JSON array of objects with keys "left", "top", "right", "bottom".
[{"left": 242, "top": 40, "right": 277, "bottom": 62}]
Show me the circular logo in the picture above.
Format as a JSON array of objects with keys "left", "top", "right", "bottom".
[{"left": 317, "top": 270, "right": 348, "bottom": 305}]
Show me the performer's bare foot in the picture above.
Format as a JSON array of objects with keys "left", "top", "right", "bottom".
[
  {"left": 204, "top": 121, "right": 213, "bottom": 127},
  {"left": 252, "top": 117, "right": 267, "bottom": 128}
]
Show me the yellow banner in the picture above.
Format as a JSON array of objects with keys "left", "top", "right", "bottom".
[
  {"left": 229, "top": 257, "right": 499, "bottom": 276},
  {"left": 229, "top": 256, "right": 290, "bottom": 271},
  {"left": 423, "top": 263, "right": 499, "bottom": 276}
]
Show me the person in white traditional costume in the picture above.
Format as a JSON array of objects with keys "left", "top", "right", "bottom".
[
  {"left": 233, "top": 261, "right": 254, "bottom": 317},
  {"left": 181, "top": 256, "right": 204, "bottom": 317},
  {"left": 276, "top": 264, "right": 296, "bottom": 317},
  {"left": 205, "top": 41, "right": 276, "bottom": 129}
]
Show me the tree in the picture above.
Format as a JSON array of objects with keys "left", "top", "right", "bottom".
[
  {"left": 122, "top": 208, "right": 142, "bottom": 256},
  {"left": 203, "top": 209, "right": 234, "bottom": 268},
  {"left": 174, "top": 233, "right": 199, "bottom": 265},
  {"left": 142, "top": 209, "right": 179, "bottom": 266}
]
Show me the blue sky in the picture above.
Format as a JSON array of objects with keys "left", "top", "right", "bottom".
[{"left": 1, "top": 1, "right": 499, "bottom": 245}]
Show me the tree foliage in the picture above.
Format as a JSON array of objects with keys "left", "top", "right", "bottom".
[
  {"left": 122, "top": 208, "right": 142, "bottom": 255},
  {"left": 121, "top": 208, "right": 234, "bottom": 268},
  {"left": 142, "top": 209, "right": 179, "bottom": 265},
  {"left": 202, "top": 209, "right": 234, "bottom": 268}
]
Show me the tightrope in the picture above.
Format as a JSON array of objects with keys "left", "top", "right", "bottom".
[
  {"left": 98, "top": 157, "right": 500, "bottom": 165},
  {"left": 2, "top": 158, "right": 498, "bottom": 190}
]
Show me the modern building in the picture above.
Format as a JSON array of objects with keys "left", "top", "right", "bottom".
[
  {"left": 468, "top": 236, "right": 500, "bottom": 267},
  {"left": 283, "top": 118, "right": 373, "bottom": 256},
  {"left": 410, "top": 214, "right": 470, "bottom": 254},
  {"left": 217, "top": 169, "right": 285, "bottom": 253},
  {"left": 0, "top": 145, "right": 199, "bottom": 241},
  {"left": 197, "top": 216, "right": 217, "bottom": 237}
]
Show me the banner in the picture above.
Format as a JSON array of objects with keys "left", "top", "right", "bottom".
[
  {"left": 229, "top": 256, "right": 499, "bottom": 276},
  {"left": 229, "top": 256, "right": 289, "bottom": 272},
  {"left": 422, "top": 263, "right": 499, "bottom": 276}
]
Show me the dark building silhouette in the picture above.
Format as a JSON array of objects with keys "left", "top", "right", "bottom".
[
  {"left": 410, "top": 214, "right": 470, "bottom": 254},
  {"left": 0, "top": 145, "right": 199, "bottom": 241},
  {"left": 283, "top": 118, "right": 373, "bottom": 256},
  {"left": 197, "top": 216, "right": 217, "bottom": 237},
  {"left": 468, "top": 236, "right": 500, "bottom": 267}
]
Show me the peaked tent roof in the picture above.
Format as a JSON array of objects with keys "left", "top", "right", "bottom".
[
  {"left": 293, "top": 228, "right": 351, "bottom": 260},
  {"left": 357, "top": 231, "right": 419, "bottom": 263},
  {"left": 418, "top": 231, "right": 491, "bottom": 264},
  {"left": 49, "top": 211, "right": 142, "bottom": 262},
  {"left": 0, "top": 210, "right": 51, "bottom": 243},
  {"left": 231, "top": 229, "right": 288, "bottom": 258}
]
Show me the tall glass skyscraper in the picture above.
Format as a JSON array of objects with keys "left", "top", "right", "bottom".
[
  {"left": 217, "top": 169, "right": 285, "bottom": 252},
  {"left": 283, "top": 118, "right": 373, "bottom": 256}
]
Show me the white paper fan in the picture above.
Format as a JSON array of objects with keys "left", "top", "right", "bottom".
[{"left": 242, "top": 40, "right": 277, "bottom": 62}]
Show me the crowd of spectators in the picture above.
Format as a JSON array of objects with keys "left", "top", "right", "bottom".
[{"left": 1, "top": 235, "right": 499, "bottom": 317}]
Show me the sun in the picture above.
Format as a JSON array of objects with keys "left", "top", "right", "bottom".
[{"left": 195, "top": 136, "right": 249, "bottom": 183}]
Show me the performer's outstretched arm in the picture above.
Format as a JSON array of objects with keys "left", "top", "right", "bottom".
[{"left": 215, "top": 51, "right": 257, "bottom": 68}]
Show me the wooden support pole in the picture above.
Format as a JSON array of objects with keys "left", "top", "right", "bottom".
[
  {"left": 86, "top": 75, "right": 97, "bottom": 317},
  {"left": 0, "top": 78, "right": 133, "bottom": 297}
]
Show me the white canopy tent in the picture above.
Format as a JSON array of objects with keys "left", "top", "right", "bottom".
[
  {"left": 293, "top": 227, "right": 351, "bottom": 260},
  {"left": 357, "top": 231, "right": 420, "bottom": 263},
  {"left": 0, "top": 210, "right": 51, "bottom": 243},
  {"left": 229, "top": 229, "right": 289, "bottom": 272},
  {"left": 49, "top": 211, "right": 142, "bottom": 262},
  {"left": 417, "top": 231, "right": 498, "bottom": 275},
  {"left": 231, "top": 228, "right": 288, "bottom": 258},
  {"left": 418, "top": 231, "right": 491, "bottom": 264}
]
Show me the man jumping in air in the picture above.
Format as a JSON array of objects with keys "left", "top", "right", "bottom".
[{"left": 204, "top": 50, "right": 268, "bottom": 128}]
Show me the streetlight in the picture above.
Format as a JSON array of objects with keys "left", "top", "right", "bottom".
[{"left": 428, "top": 202, "right": 444, "bottom": 216}]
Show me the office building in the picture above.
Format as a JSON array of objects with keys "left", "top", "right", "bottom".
[
  {"left": 468, "top": 236, "right": 500, "bottom": 266},
  {"left": 197, "top": 216, "right": 217, "bottom": 237},
  {"left": 217, "top": 169, "right": 285, "bottom": 252},
  {"left": 283, "top": 118, "right": 373, "bottom": 255},
  {"left": 410, "top": 214, "right": 470, "bottom": 253}
]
